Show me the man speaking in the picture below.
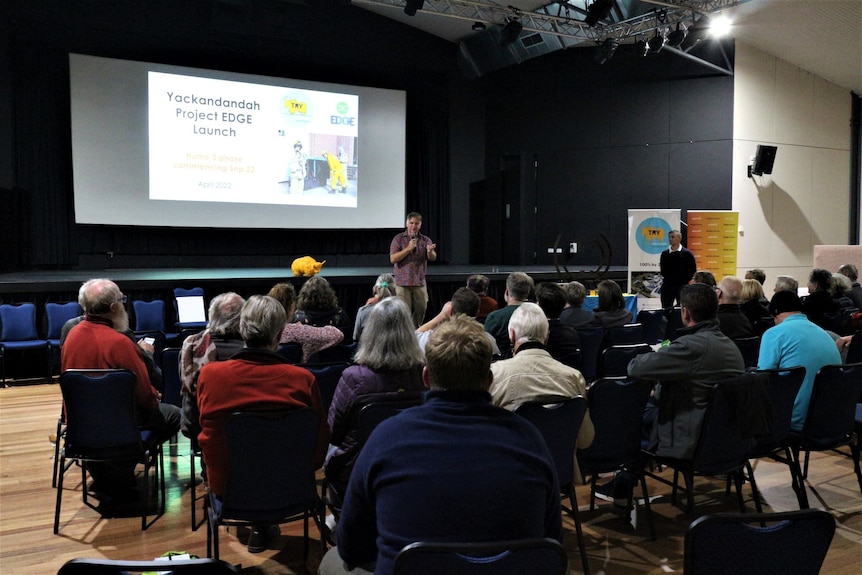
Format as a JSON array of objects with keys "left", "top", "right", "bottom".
[{"left": 389, "top": 211, "right": 437, "bottom": 327}]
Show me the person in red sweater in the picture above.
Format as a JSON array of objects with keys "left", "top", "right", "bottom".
[
  {"left": 197, "top": 294, "right": 330, "bottom": 553},
  {"left": 62, "top": 278, "right": 181, "bottom": 504}
]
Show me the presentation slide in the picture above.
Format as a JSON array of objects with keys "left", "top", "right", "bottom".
[{"left": 70, "top": 53, "right": 406, "bottom": 229}]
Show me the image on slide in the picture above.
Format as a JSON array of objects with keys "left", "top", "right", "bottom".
[{"left": 148, "top": 71, "right": 359, "bottom": 208}]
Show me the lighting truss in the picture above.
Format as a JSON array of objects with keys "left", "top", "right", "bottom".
[{"left": 352, "top": 0, "right": 752, "bottom": 74}]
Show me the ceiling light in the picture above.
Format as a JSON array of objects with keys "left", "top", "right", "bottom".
[
  {"left": 404, "top": 0, "right": 424, "bottom": 17},
  {"left": 472, "top": 21, "right": 486, "bottom": 31},
  {"left": 499, "top": 17, "right": 523, "bottom": 46},
  {"left": 709, "top": 15, "right": 732, "bottom": 38},
  {"left": 667, "top": 23, "right": 688, "bottom": 48},
  {"left": 585, "top": 0, "right": 615, "bottom": 28},
  {"left": 647, "top": 31, "right": 666, "bottom": 54}
]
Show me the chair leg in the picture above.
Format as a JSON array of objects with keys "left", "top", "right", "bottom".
[
  {"left": 732, "top": 471, "right": 746, "bottom": 512},
  {"left": 788, "top": 445, "right": 810, "bottom": 509},
  {"left": 851, "top": 439, "right": 862, "bottom": 496},
  {"left": 637, "top": 470, "right": 656, "bottom": 541},
  {"left": 53, "top": 454, "right": 66, "bottom": 534},
  {"left": 745, "top": 461, "right": 764, "bottom": 514},
  {"left": 567, "top": 488, "right": 590, "bottom": 575}
]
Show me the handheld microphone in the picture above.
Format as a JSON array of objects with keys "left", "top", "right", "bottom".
[{"left": 411, "top": 233, "right": 417, "bottom": 252}]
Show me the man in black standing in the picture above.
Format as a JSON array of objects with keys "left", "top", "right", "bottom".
[{"left": 659, "top": 229, "right": 697, "bottom": 308}]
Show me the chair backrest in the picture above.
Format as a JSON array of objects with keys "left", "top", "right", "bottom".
[
  {"left": 358, "top": 395, "right": 424, "bottom": 442},
  {"left": 577, "top": 377, "right": 653, "bottom": 471},
  {"left": 684, "top": 509, "right": 835, "bottom": 575},
  {"left": 575, "top": 327, "right": 604, "bottom": 382},
  {"left": 276, "top": 342, "right": 303, "bottom": 364},
  {"left": 554, "top": 349, "right": 582, "bottom": 370},
  {"left": 45, "top": 302, "right": 82, "bottom": 342},
  {"left": 57, "top": 557, "right": 239, "bottom": 575},
  {"left": 394, "top": 538, "right": 568, "bottom": 575},
  {"left": 159, "top": 347, "right": 183, "bottom": 408},
  {"left": 299, "top": 362, "right": 350, "bottom": 412},
  {"left": 0, "top": 303, "right": 40, "bottom": 341},
  {"left": 515, "top": 396, "right": 587, "bottom": 490},
  {"left": 749, "top": 366, "right": 805, "bottom": 456},
  {"left": 637, "top": 309, "right": 666, "bottom": 344},
  {"left": 307, "top": 341, "right": 358, "bottom": 364},
  {"left": 752, "top": 316, "right": 775, "bottom": 336},
  {"left": 846, "top": 333, "right": 862, "bottom": 363},
  {"left": 690, "top": 375, "right": 761, "bottom": 475},
  {"left": 800, "top": 362, "right": 862, "bottom": 451},
  {"left": 664, "top": 307, "right": 684, "bottom": 342},
  {"left": 132, "top": 299, "right": 166, "bottom": 332},
  {"left": 59, "top": 369, "right": 141, "bottom": 456},
  {"left": 599, "top": 343, "right": 652, "bottom": 378},
  {"left": 222, "top": 408, "right": 319, "bottom": 521},
  {"left": 732, "top": 336, "right": 761, "bottom": 369},
  {"left": 605, "top": 323, "right": 645, "bottom": 346}
]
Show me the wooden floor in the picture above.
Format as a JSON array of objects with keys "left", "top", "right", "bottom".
[{"left": 1, "top": 382, "right": 860, "bottom": 574}]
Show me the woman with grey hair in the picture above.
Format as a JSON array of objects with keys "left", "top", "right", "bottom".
[
  {"left": 325, "top": 297, "right": 425, "bottom": 503},
  {"left": 353, "top": 273, "right": 395, "bottom": 341}
]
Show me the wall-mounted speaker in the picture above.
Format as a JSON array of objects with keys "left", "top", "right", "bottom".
[{"left": 752, "top": 145, "right": 778, "bottom": 176}]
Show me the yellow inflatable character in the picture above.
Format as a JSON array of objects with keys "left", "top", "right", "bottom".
[{"left": 291, "top": 256, "right": 326, "bottom": 277}]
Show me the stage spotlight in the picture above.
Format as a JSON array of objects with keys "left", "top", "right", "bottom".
[
  {"left": 585, "top": 0, "right": 615, "bottom": 27},
  {"left": 709, "top": 14, "right": 732, "bottom": 37},
  {"left": 594, "top": 38, "right": 618, "bottom": 64},
  {"left": 647, "top": 31, "right": 666, "bottom": 54},
  {"left": 499, "top": 17, "right": 523, "bottom": 46},
  {"left": 404, "top": 0, "right": 424, "bottom": 17},
  {"left": 667, "top": 22, "right": 688, "bottom": 47}
]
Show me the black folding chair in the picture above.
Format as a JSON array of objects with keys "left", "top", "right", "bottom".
[
  {"left": 394, "top": 538, "right": 568, "bottom": 575},
  {"left": 684, "top": 509, "right": 835, "bottom": 575}
]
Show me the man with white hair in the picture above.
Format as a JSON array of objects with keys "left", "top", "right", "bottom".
[
  {"left": 489, "top": 302, "right": 594, "bottom": 447},
  {"left": 62, "top": 278, "right": 181, "bottom": 504}
]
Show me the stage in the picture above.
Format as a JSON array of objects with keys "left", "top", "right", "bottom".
[{"left": 0, "top": 264, "right": 629, "bottom": 334}]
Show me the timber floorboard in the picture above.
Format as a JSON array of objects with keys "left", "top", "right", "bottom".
[{"left": 1, "top": 383, "right": 860, "bottom": 574}]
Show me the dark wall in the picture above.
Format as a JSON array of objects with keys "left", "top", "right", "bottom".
[
  {"left": 2, "top": 0, "right": 458, "bottom": 272},
  {"left": 477, "top": 42, "right": 735, "bottom": 266},
  {"left": 2, "top": 0, "right": 735, "bottom": 274}
]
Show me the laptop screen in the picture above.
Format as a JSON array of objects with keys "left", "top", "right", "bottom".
[{"left": 176, "top": 295, "right": 206, "bottom": 324}]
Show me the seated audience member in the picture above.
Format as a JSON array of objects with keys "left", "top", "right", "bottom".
[
  {"left": 594, "top": 279, "right": 633, "bottom": 329},
  {"left": 62, "top": 278, "right": 181, "bottom": 504},
  {"left": 757, "top": 291, "right": 841, "bottom": 431},
  {"left": 179, "top": 292, "right": 245, "bottom": 439},
  {"left": 803, "top": 268, "right": 839, "bottom": 331},
  {"left": 691, "top": 270, "right": 716, "bottom": 287},
  {"left": 838, "top": 263, "right": 862, "bottom": 309},
  {"left": 490, "top": 302, "right": 594, "bottom": 445},
  {"left": 325, "top": 298, "right": 425, "bottom": 503},
  {"left": 534, "top": 282, "right": 581, "bottom": 360},
  {"left": 353, "top": 273, "right": 395, "bottom": 342},
  {"left": 319, "top": 315, "right": 562, "bottom": 575},
  {"left": 774, "top": 274, "right": 799, "bottom": 294},
  {"left": 484, "top": 271, "right": 534, "bottom": 358},
  {"left": 293, "top": 275, "right": 349, "bottom": 328},
  {"left": 416, "top": 288, "right": 500, "bottom": 355},
  {"left": 560, "top": 280, "right": 600, "bottom": 329},
  {"left": 745, "top": 268, "right": 766, "bottom": 286},
  {"left": 272, "top": 280, "right": 344, "bottom": 363},
  {"left": 829, "top": 272, "right": 859, "bottom": 334},
  {"left": 197, "top": 295, "right": 329, "bottom": 553},
  {"left": 715, "top": 275, "right": 755, "bottom": 339},
  {"left": 836, "top": 333, "right": 855, "bottom": 363},
  {"left": 745, "top": 268, "right": 770, "bottom": 305},
  {"left": 629, "top": 283, "right": 744, "bottom": 458},
  {"left": 466, "top": 274, "right": 498, "bottom": 320},
  {"left": 740, "top": 278, "right": 772, "bottom": 327}
]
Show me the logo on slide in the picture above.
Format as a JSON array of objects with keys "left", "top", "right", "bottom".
[
  {"left": 281, "top": 91, "right": 313, "bottom": 125},
  {"left": 336, "top": 101, "right": 349, "bottom": 115},
  {"left": 636, "top": 217, "right": 672, "bottom": 254}
]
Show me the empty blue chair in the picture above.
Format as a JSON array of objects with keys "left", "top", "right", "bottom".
[
  {"left": 45, "top": 302, "right": 82, "bottom": 373},
  {"left": 0, "top": 303, "right": 51, "bottom": 384}
]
